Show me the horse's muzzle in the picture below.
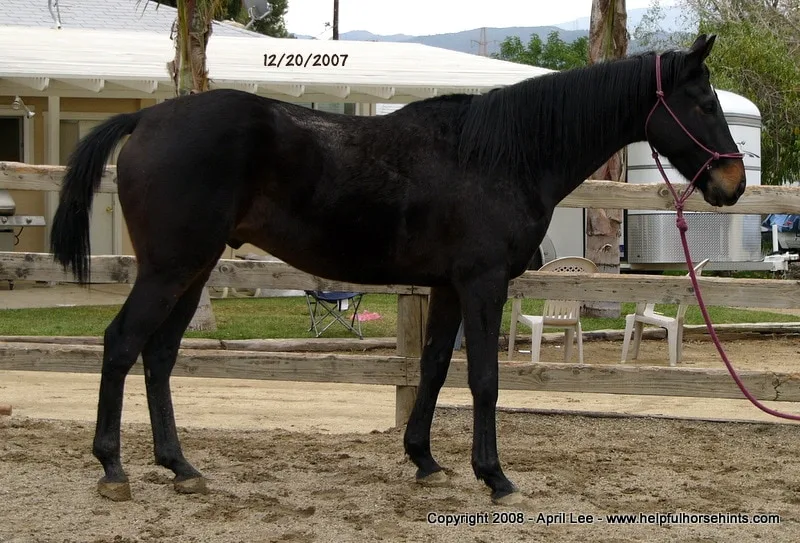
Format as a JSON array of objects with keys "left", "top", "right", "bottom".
[{"left": 707, "top": 161, "right": 746, "bottom": 207}]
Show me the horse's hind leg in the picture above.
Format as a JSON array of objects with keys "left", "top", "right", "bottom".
[
  {"left": 140, "top": 269, "right": 216, "bottom": 495},
  {"left": 403, "top": 286, "right": 462, "bottom": 485},
  {"left": 93, "top": 272, "right": 193, "bottom": 501}
]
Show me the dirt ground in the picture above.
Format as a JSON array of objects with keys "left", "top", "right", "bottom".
[
  {"left": 2, "top": 334, "right": 800, "bottom": 542},
  {"left": 2, "top": 409, "right": 799, "bottom": 543}
]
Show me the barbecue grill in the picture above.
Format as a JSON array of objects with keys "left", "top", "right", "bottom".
[{"left": 0, "top": 189, "right": 46, "bottom": 289}]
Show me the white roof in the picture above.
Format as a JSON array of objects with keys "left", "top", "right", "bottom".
[
  {"left": 0, "top": 0, "right": 262, "bottom": 38},
  {"left": 0, "top": 26, "right": 553, "bottom": 103}
]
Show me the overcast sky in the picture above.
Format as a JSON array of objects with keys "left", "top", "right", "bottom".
[{"left": 284, "top": 0, "right": 676, "bottom": 38}]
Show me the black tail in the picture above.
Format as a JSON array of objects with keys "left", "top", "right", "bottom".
[{"left": 50, "top": 111, "right": 140, "bottom": 284}]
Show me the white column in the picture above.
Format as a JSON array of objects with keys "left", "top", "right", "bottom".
[
  {"left": 44, "top": 95, "right": 60, "bottom": 250},
  {"left": 356, "top": 103, "right": 377, "bottom": 116}
]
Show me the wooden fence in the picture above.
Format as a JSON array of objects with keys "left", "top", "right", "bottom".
[
  {"left": 4, "top": 160, "right": 800, "bottom": 214},
  {"left": 4, "top": 161, "right": 800, "bottom": 425}
]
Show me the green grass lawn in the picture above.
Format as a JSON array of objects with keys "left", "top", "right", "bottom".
[{"left": 0, "top": 294, "right": 796, "bottom": 340}]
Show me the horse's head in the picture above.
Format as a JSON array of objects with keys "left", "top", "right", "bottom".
[{"left": 645, "top": 34, "right": 746, "bottom": 208}]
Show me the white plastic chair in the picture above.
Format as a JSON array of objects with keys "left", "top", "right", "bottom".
[
  {"left": 508, "top": 256, "right": 598, "bottom": 364},
  {"left": 620, "top": 258, "right": 710, "bottom": 367}
]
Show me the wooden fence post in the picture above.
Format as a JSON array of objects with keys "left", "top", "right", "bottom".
[
  {"left": 0, "top": 404, "right": 12, "bottom": 416},
  {"left": 395, "top": 293, "right": 428, "bottom": 427}
]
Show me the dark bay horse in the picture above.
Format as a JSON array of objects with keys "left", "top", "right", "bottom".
[{"left": 50, "top": 34, "right": 745, "bottom": 504}]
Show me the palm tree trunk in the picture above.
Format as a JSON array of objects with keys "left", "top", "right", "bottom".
[
  {"left": 584, "top": 0, "right": 629, "bottom": 318},
  {"left": 168, "top": 0, "right": 221, "bottom": 331}
]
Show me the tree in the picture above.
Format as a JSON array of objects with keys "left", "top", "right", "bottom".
[
  {"left": 493, "top": 31, "right": 589, "bottom": 70},
  {"left": 632, "top": 0, "right": 692, "bottom": 50},
  {"left": 637, "top": 0, "right": 800, "bottom": 185},
  {"left": 150, "top": 0, "right": 293, "bottom": 38},
  {"left": 684, "top": 0, "right": 800, "bottom": 185},
  {"left": 583, "top": 0, "right": 629, "bottom": 318},
  {"left": 234, "top": 0, "right": 293, "bottom": 37}
]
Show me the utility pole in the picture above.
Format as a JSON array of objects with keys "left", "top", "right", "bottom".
[
  {"left": 333, "top": 0, "right": 339, "bottom": 40},
  {"left": 470, "top": 27, "right": 492, "bottom": 56}
]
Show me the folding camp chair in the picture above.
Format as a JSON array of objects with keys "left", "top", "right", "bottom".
[{"left": 305, "top": 290, "right": 365, "bottom": 339}]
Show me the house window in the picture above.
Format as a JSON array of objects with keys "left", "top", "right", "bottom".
[
  {"left": 313, "top": 103, "right": 356, "bottom": 115},
  {"left": 0, "top": 117, "right": 22, "bottom": 162},
  {"left": 288, "top": 103, "right": 356, "bottom": 115}
]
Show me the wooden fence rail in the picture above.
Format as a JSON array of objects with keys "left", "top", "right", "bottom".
[
  {"left": 2, "top": 342, "right": 799, "bottom": 403},
  {"left": 3, "top": 252, "right": 800, "bottom": 309},
  {"left": 4, "top": 160, "right": 800, "bottom": 214}
]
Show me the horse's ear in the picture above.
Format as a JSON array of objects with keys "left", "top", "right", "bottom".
[{"left": 687, "top": 34, "right": 716, "bottom": 65}]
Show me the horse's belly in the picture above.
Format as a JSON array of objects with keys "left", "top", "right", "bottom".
[{"left": 231, "top": 213, "right": 431, "bottom": 285}]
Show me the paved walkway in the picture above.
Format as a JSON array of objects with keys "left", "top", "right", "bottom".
[{"left": 0, "top": 280, "right": 130, "bottom": 309}]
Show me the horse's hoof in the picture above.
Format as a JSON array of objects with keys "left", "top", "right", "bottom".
[
  {"left": 173, "top": 475, "right": 208, "bottom": 495},
  {"left": 97, "top": 479, "right": 132, "bottom": 502},
  {"left": 492, "top": 491, "right": 526, "bottom": 506},
  {"left": 416, "top": 470, "right": 449, "bottom": 487}
]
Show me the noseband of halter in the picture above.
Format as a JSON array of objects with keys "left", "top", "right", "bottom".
[
  {"left": 644, "top": 54, "right": 744, "bottom": 232},
  {"left": 642, "top": 54, "right": 800, "bottom": 423}
]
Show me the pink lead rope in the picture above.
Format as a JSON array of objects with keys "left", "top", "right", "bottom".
[{"left": 645, "top": 54, "right": 800, "bottom": 422}]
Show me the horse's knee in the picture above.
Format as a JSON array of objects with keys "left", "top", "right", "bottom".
[
  {"left": 101, "top": 322, "right": 147, "bottom": 376},
  {"left": 142, "top": 346, "right": 178, "bottom": 379},
  {"left": 468, "top": 375, "right": 499, "bottom": 404},
  {"left": 100, "top": 351, "right": 138, "bottom": 378}
]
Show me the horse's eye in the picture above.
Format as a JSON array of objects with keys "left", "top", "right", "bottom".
[{"left": 700, "top": 101, "right": 716, "bottom": 114}]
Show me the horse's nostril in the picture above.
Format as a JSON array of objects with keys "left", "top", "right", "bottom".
[{"left": 737, "top": 180, "right": 746, "bottom": 196}]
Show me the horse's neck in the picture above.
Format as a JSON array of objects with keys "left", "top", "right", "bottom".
[{"left": 540, "top": 57, "right": 658, "bottom": 201}]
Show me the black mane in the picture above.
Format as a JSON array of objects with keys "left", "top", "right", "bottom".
[{"left": 456, "top": 49, "right": 692, "bottom": 181}]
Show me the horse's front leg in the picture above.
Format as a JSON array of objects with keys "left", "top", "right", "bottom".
[
  {"left": 458, "top": 271, "right": 521, "bottom": 504},
  {"left": 404, "top": 286, "right": 462, "bottom": 484}
]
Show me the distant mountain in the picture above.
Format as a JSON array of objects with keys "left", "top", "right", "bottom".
[
  {"left": 337, "top": 30, "right": 414, "bottom": 42},
  {"left": 292, "top": 5, "right": 692, "bottom": 57},
  {"left": 555, "top": 5, "right": 689, "bottom": 33},
  {"left": 319, "top": 26, "right": 586, "bottom": 56}
]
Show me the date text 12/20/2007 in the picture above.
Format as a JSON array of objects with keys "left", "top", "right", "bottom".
[{"left": 264, "top": 53, "right": 349, "bottom": 68}]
